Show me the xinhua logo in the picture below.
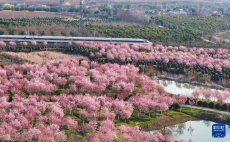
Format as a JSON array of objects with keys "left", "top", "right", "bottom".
[{"left": 212, "top": 124, "right": 226, "bottom": 138}]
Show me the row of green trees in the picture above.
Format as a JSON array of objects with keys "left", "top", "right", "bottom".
[
  {"left": 84, "top": 24, "right": 209, "bottom": 46},
  {"left": 152, "top": 16, "right": 230, "bottom": 35},
  {"left": 0, "top": 17, "right": 111, "bottom": 27}
]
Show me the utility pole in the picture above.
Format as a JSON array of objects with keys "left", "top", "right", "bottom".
[
  {"left": 49, "top": 1, "right": 50, "bottom": 12},
  {"left": 94, "top": 29, "right": 95, "bottom": 41},
  {"left": 79, "top": 0, "right": 84, "bottom": 32},
  {"left": 13, "top": 0, "right": 15, "bottom": 19},
  {"left": 168, "top": 33, "right": 172, "bottom": 46},
  {"left": 24, "top": 4, "right": 26, "bottom": 18}
]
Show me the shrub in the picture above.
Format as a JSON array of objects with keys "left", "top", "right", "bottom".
[
  {"left": 185, "top": 98, "right": 189, "bottom": 104},
  {"left": 39, "top": 31, "right": 45, "bottom": 36},
  {"left": 19, "top": 31, "right": 25, "bottom": 35},
  {"left": 221, "top": 104, "right": 228, "bottom": 111},
  {"left": 8, "top": 28, "right": 14, "bottom": 35},
  {"left": 51, "top": 31, "right": 55, "bottom": 36},
  {"left": 70, "top": 31, "right": 74, "bottom": 36},
  {"left": 61, "top": 31, "right": 66, "bottom": 36},
  {"left": 202, "top": 101, "right": 208, "bottom": 107},
  {"left": 197, "top": 101, "right": 203, "bottom": 106},
  {"left": 215, "top": 103, "right": 221, "bottom": 109},
  {"left": 209, "top": 102, "right": 215, "bottom": 108},
  {"left": 170, "top": 104, "right": 180, "bottom": 110},
  {"left": 29, "top": 31, "right": 35, "bottom": 36}
]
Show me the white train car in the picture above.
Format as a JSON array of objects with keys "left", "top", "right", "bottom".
[{"left": 0, "top": 35, "right": 153, "bottom": 45}]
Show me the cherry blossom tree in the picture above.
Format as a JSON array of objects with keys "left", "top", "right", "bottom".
[
  {"left": 177, "top": 95, "right": 187, "bottom": 112},
  {"left": 189, "top": 99, "right": 195, "bottom": 113},
  {"left": 79, "top": 109, "right": 88, "bottom": 125},
  {"left": 192, "top": 88, "right": 201, "bottom": 104}
]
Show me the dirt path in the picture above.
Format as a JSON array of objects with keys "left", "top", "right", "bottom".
[
  {"left": 1, "top": 51, "right": 89, "bottom": 64},
  {"left": 182, "top": 104, "right": 230, "bottom": 115}
]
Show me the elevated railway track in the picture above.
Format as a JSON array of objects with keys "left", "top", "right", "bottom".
[{"left": 0, "top": 35, "right": 152, "bottom": 45}]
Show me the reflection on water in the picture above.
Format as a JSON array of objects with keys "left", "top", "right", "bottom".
[
  {"left": 156, "top": 79, "right": 222, "bottom": 96},
  {"left": 156, "top": 79, "right": 226, "bottom": 102},
  {"left": 176, "top": 123, "right": 186, "bottom": 136},
  {"left": 203, "top": 121, "right": 211, "bottom": 128},
  {"left": 151, "top": 120, "right": 230, "bottom": 142},
  {"left": 227, "top": 125, "right": 230, "bottom": 133},
  {"left": 154, "top": 80, "right": 230, "bottom": 141}
]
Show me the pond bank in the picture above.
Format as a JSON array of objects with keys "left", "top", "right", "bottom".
[
  {"left": 155, "top": 76, "right": 227, "bottom": 90},
  {"left": 142, "top": 107, "right": 230, "bottom": 131},
  {"left": 179, "top": 107, "right": 230, "bottom": 125},
  {"left": 142, "top": 65, "right": 230, "bottom": 90},
  {"left": 151, "top": 120, "right": 230, "bottom": 142},
  {"left": 141, "top": 112, "right": 194, "bottom": 131}
]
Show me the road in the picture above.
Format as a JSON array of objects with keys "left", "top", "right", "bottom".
[{"left": 182, "top": 104, "right": 230, "bottom": 115}]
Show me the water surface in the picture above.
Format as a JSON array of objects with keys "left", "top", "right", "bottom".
[
  {"left": 156, "top": 79, "right": 222, "bottom": 96},
  {"left": 151, "top": 120, "right": 230, "bottom": 142},
  {"left": 156, "top": 79, "right": 227, "bottom": 102}
]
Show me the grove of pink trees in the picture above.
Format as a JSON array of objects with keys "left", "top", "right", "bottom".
[
  {"left": 2, "top": 40, "right": 230, "bottom": 73},
  {"left": 192, "top": 88, "right": 230, "bottom": 104},
  {"left": 77, "top": 42, "right": 230, "bottom": 74},
  {"left": 0, "top": 95, "right": 68, "bottom": 141},
  {"left": 0, "top": 59, "right": 189, "bottom": 141},
  {"left": 0, "top": 92, "right": 183, "bottom": 142}
]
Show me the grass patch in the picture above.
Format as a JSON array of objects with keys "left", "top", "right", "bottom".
[
  {"left": 179, "top": 107, "right": 215, "bottom": 116},
  {"left": 113, "top": 109, "right": 191, "bottom": 131},
  {"left": 69, "top": 107, "right": 192, "bottom": 131}
]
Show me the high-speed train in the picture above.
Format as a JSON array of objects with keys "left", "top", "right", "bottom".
[{"left": 0, "top": 35, "right": 153, "bottom": 45}]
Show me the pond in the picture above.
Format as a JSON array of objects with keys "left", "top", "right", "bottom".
[
  {"left": 156, "top": 79, "right": 227, "bottom": 102},
  {"left": 150, "top": 120, "right": 230, "bottom": 142},
  {"left": 156, "top": 79, "right": 223, "bottom": 96}
]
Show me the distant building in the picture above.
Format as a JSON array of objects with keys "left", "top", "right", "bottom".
[
  {"left": 144, "top": 15, "right": 151, "bottom": 20},
  {"left": 212, "top": 11, "right": 222, "bottom": 14},
  {"left": 85, "top": 14, "right": 109, "bottom": 19},
  {"left": 169, "top": 9, "right": 191, "bottom": 16},
  {"left": 75, "top": 15, "right": 84, "bottom": 19},
  {"left": 108, "top": 16, "right": 113, "bottom": 19}
]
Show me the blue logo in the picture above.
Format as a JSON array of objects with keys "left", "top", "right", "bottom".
[{"left": 212, "top": 124, "right": 226, "bottom": 138}]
